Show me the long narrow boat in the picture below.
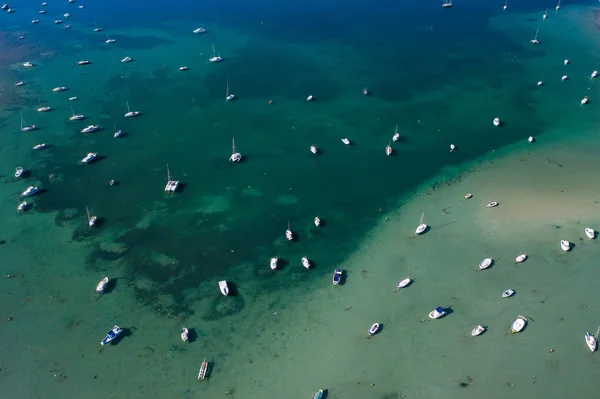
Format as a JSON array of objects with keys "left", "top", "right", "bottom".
[
  {"left": 198, "top": 359, "right": 209, "bottom": 380},
  {"left": 312, "top": 390, "right": 324, "bottom": 399}
]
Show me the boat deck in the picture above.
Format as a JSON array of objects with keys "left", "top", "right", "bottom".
[{"left": 165, "top": 180, "right": 179, "bottom": 192}]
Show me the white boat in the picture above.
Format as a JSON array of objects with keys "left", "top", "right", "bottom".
[
  {"left": 556, "top": 0, "right": 561, "bottom": 10},
  {"left": 392, "top": 124, "right": 400, "bottom": 142},
  {"left": 64, "top": 13, "right": 71, "bottom": 18},
  {"left": 17, "top": 201, "right": 27, "bottom": 212},
  {"left": 93, "top": 27, "right": 103, "bottom": 32},
  {"left": 310, "top": 145, "right": 318, "bottom": 154},
  {"left": 208, "top": 44, "right": 222, "bottom": 63},
  {"left": 450, "top": 144, "right": 456, "bottom": 152},
  {"left": 124, "top": 101, "right": 139, "bottom": 117},
  {"left": 511, "top": 315, "right": 527, "bottom": 333},
  {"left": 368, "top": 323, "right": 380, "bottom": 336},
  {"left": 479, "top": 257, "right": 493, "bottom": 270},
  {"left": 415, "top": 212, "right": 427, "bottom": 235},
  {"left": 87, "top": 206, "right": 97, "bottom": 227},
  {"left": 429, "top": 306, "right": 447, "bottom": 319},
  {"left": 81, "top": 125, "right": 99, "bottom": 133},
  {"left": 363, "top": 87, "right": 368, "bottom": 95},
  {"left": 385, "top": 143, "right": 392, "bottom": 156},
  {"left": 285, "top": 222, "right": 293, "bottom": 241},
  {"left": 502, "top": 288, "right": 515, "bottom": 298},
  {"left": 178, "top": 66, "right": 188, "bottom": 71},
  {"left": 471, "top": 325, "right": 486, "bottom": 336},
  {"left": 193, "top": 27, "right": 206, "bottom": 34},
  {"left": 486, "top": 201, "right": 498, "bottom": 208},
  {"left": 181, "top": 328, "right": 189, "bottom": 342},
  {"left": 442, "top": 0, "right": 452, "bottom": 7},
  {"left": 15, "top": 81, "right": 24, "bottom": 86},
  {"left": 20, "top": 186, "right": 40, "bottom": 197},
  {"left": 31, "top": 19, "right": 39, "bottom": 24},
  {"left": 537, "top": 80, "right": 543, "bottom": 86},
  {"left": 39, "top": 10, "right": 46, "bottom": 14},
  {"left": 515, "top": 254, "right": 527, "bottom": 263},
  {"left": 100, "top": 325, "right": 123, "bottom": 345},
  {"left": 32, "top": 143, "right": 46, "bottom": 150},
  {"left": 69, "top": 108, "right": 85, "bottom": 121},
  {"left": 23, "top": 62, "right": 34, "bottom": 68},
  {"left": 121, "top": 56, "right": 132, "bottom": 63},
  {"left": 528, "top": 136, "right": 535, "bottom": 143},
  {"left": 198, "top": 359, "right": 209, "bottom": 380},
  {"left": 314, "top": 216, "right": 321, "bottom": 227},
  {"left": 105, "top": 35, "right": 116, "bottom": 44},
  {"left": 270, "top": 257, "right": 278, "bottom": 270},
  {"left": 493, "top": 118, "right": 500, "bottom": 126},
  {"left": 164, "top": 164, "right": 180, "bottom": 192},
  {"left": 306, "top": 95, "right": 314, "bottom": 101},
  {"left": 564, "top": 59, "right": 569, "bottom": 65},
  {"left": 96, "top": 277, "right": 109, "bottom": 293},
  {"left": 69, "top": 97, "right": 78, "bottom": 101},
  {"left": 15, "top": 167, "right": 23, "bottom": 178},
  {"left": 503, "top": 0, "right": 507, "bottom": 10},
  {"left": 333, "top": 269, "right": 342, "bottom": 285},
  {"left": 225, "top": 81, "right": 235, "bottom": 101},
  {"left": 543, "top": 9, "right": 548, "bottom": 20},
  {"left": 561, "top": 75, "right": 568, "bottom": 81},
  {"left": 218, "top": 280, "right": 229, "bottom": 296},
  {"left": 114, "top": 129, "right": 122, "bottom": 138},
  {"left": 592, "top": 71, "right": 598, "bottom": 79},
  {"left": 560, "top": 240, "right": 570, "bottom": 252},
  {"left": 530, "top": 28, "right": 540, "bottom": 44},
  {"left": 229, "top": 138, "right": 242, "bottom": 162},
  {"left": 37, "top": 106, "right": 51, "bottom": 112},
  {"left": 581, "top": 96, "right": 589, "bottom": 105},
  {"left": 396, "top": 277, "right": 411, "bottom": 289},
  {"left": 585, "top": 332, "right": 597, "bottom": 353},
  {"left": 54, "top": 19, "right": 62, "bottom": 24},
  {"left": 301, "top": 256, "right": 310, "bottom": 269},
  {"left": 585, "top": 228, "right": 595, "bottom": 239},
  {"left": 81, "top": 152, "right": 97, "bottom": 164},
  {"left": 341, "top": 137, "right": 350, "bottom": 145},
  {"left": 52, "top": 86, "right": 67, "bottom": 92},
  {"left": 77, "top": 60, "right": 90, "bottom": 65},
  {"left": 1, "top": 4, "right": 7, "bottom": 10}
]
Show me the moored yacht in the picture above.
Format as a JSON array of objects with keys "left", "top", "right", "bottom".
[
  {"left": 528, "top": 136, "right": 535, "bottom": 143},
  {"left": 218, "top": 280, "right": 229, "bottom": 296},
  {"left": 560, "top": 239, "right": 570, "bottom": 252},
  {"left": 181, "top": 328, "right": 189, "bottom": 342},
  {"left": 23, "top": 62, "right": 35, "bottom": 68},
  {"left": 100, "top": 325, "right": 123, "bottom": 345},
  {"left": 193, "top": 27, "right": 206, "bottom": 34},
  {"left": 178, "top": 66, "right": 188, "bottom": 71},
  {"left": 31, "top": 19, "right": 39, "bottom": 24},
  {"left": 368, "top": 323, "right": 380, "bottom": 336},
  {"left": 17, "top": 201, "right": 27, "bottom": 212},
  {"left": 69, "top": 108, "right": 84, "bottom": 121},
  {"left": 471, "top": 325, "right": 486, "bottom": 336},
  {"left": 77, "top": 60, "right": 90, "bottom": 65},
  {"left": 64, "top": 13, "right": 71, "bottom": 18},
  {"left": 310, "top": 145, "right": 318, "bottom": 154},
  {"left": 96, "top": 276, "right": 109, "bottom": 293},
  {"left": 15, "top": 167, "right": 24, "bottom": 178},
  {"left": 515, "top": 254, "right": 527, "bottom": 263},
  {"left": 502, "top": 288, "right": 515, "bottom": 298},
  {"left": 479, "top": 257, "right": 493, "bottom": 270},
  {"left": 52, "top": 86, "right": 67, "bottom": 92},
  {"left": 225, "top": 81, "right": 235, "bottom": 101},
  {"left": 543, "top": 8, "right": 548, "bottom": 20},
  {"left": 20, "top": 186, "right": 40, "bottom": 197},
  {"left": 54, "top": 19, "right": 62, "bottom": 24},
  {"left": 229, "top": 138, "right": 242, "bottom": 162},
  {"left": 556, "top": 0, "right": 561, "bottom": 10},
  {"left": 585, "top": 331, "right": 597, "bottom": 352},
  {"left": 81, "top": 125, "right": 99, "bottom": 133},
  {"left": 511, "top": 315, "right": 527, "bottom": 333},
  {"left": 15, "top": 81, "right": 24, "bottom": 86},
  {"left": 592, "top": 70, "right": 598, "bottom": 79},
  {"left": 392, "top": 124, "right": 400, "bottom": 142},
  {"left": 87, "top": 206, "right": 97, "bottom": 227},
  {"left": 113, "top": 129, "right": 122, "bottom": 138},
  {"left": 32, "top": 143, "right": 46, "bottom": 150},
  {"left": 39, "top": 10, "right": 46, "bottom": 14},
  {"left": 396, "top": 277, "right": 411, "bottom": 289},
  {"left": 69, "top": 96, "right": 78, "bottom": 101},
  {"left": 585, "top": 227, "right": 595, "bottom": 239},
  {"left": 561, "top": 75, "right": 568, "bottom": 81},
  {"left": 486, "top": 201, "right": 498, "bottom": 208},
  {"left": 493, "top": 117, "right": 500, "bottom": 126},
  {"left": 363, "top": 87, "right": 368, "bottom": 95},
  {"left": 270, "top": 257, "right": 278, "bottom": 270},
  {"left": 306, "top": 95, "right": 314, "bottom": 101},
  {"left": 530, "top": 28, "right": 540, "bottom": 44},
  {"left": 208, "top": 44, "right": 222, "bottom": 62},
  {"left": 314, "top": 216, "right": 321, "bottom": 227},
  {"left": 301, "top": 256, "right": 310, "bottom": 269},
  {"left": 429, "top": 306, "right": 447, "bottom": 319},
  {"left": 442, "top": 0, "right": 452, "bottom": 7},
  {"left": 124, "top": 101, "right": 139, "bottom": 117},
  {"left": 21, "top": 114, "right": 36, "bottom": 132},
  {"left": 285, "top": 221, "right": 293, "bottom": 241},
  {"left": 121, "top": 56, "right": 132, "bottom": 63},
  {"left": 450, "top": 144, "right": 456, "bottom": 152},
  {"left": 164, "top": 164, "right": 179, "bottom": 192},
  {"left": 105, "top": 36, "right": 116, "bottom": 44},
  {"left": 81, "top": 152, "right": 97, "bottom": 164},
  {"left": 1, "top": 4, "right": 7, "bottom": 10},
  {"left": 415, "top": 212, "right": 427, "bottom": 235},
  {"left": 93, "top": 27, "right": 103, "bottom": 32},
  {"left": 333, "top": 269, "right": 342, "bottom": 285},
  {"left": 37, "top": 106, "right": 51, "bottom": 112},
  {"left": 385, "top": 143, "right": 392, "bottom": 156}
]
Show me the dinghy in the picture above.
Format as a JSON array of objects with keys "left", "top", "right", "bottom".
[
  {"left": 332, "top": 269, "right": 342, "bottom": 285},
  {"left": 312, "top": 389, "right": 324, "bottom": 399},
  {"left": 96, "top": 276, "right": 109, "bottom": 293},
  {"left": 396, "top": 277, "right": 411, "bottom": 289},
  {"left": 301, "top": 256, "right": 310, "bottom": 269},
  {"left": 560, "top": 240, "right": 570, "bottom": 252},
  {"left": 429, "top": 306, "right": 446, "bottom": 319},
  {"left": 415, "top": 212, "right": 427, "bottom": 235},
  {"left": 218, "top": 280, "right": 229, "bottom": 296},
  {"left": 341, "top": 138, "right": 350, "bottom": 145},
  {"left": 471, "top": 325, "right": 486, "bottom": 336},
  {"left": 486, "top": 201, "right": 498, "bottom": 208},
  {"left": 515, "top": 254, "right": 527, "bottom": 263},
  {"left": 270, "top": 257, "right": 278, "bottom": 270},
  {"left": 479, "top": 258, "right": 493, "bottom": 270},
  {"left": 181, "top": 328, "right": 189, "bottom": 342},
  {"left": 511, "top": 315, "right": 527, "bottom": 333},
  {"left": 585, "top": 332, "right": 597, "bottom": 352},
  {"left": 493, "top": 118, "right": 500, "bottom": 126},
  {"left": 368, "top": 323, "right": 380, "bottom": 336},
  {"left": 310, "top": 145, "right": 318, "bottom": 154},
  {"left": 100, "top": 325, "right": 123, "bottom": 345},
  {"left": 314, "top": 216, "right": 321, "bottom": 227},
  {"left": 502, "top": 288, "right": 515, "bottom": 298},
  {"left": 585, "top": 228, "right": 595, "bottom": 239}
]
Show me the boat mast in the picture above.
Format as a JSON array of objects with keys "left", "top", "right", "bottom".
[
  {"left": 167, "top": 164, "right": 171, "bottom": 181},
  {"left": 232, "top": 137, "right": 236, "bottom": 154},
  {"left": 595, "top": 326, "right": 600, "bottom": 340},
  {"left": 212, "top": 44, "right": 216, "bottom": 58},
  {"left": 86, "top": 206, "right": 91, "bottom": 223},
  {"left": 20, "top": 112, "right": 24, "bottom": 129},
  {"left": 126, "top": 101, "right": 131, "bottom": 112},
  {"left": 226, "top": 81, "right": 230, "bottom": 97},
  {"left": 419, "top": 212, "right": 424, "bottom": 225}
]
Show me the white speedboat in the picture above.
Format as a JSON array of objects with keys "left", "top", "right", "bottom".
[
  {"left": 564, "top": 59, "right": 569, "bottom": 65},
  {"left": 537, "top": 80, "right": 543, "bottom": 86},
  {"left": 20, "top": 186, "right": 40, "bottom": 197},
  {"left": 560, "top": 240, "right": 570, "bottom": 252},
  {"left": 502, "top": 288, "right": 515, "bottom": 298},
  {"left": 52, "top": 86, "right": 67, "bottom": 92},
  {"left": 392, "top": 124, "right": 400, "bottom": 142},
  {"left": 114, "top": 129, "right": 122, "bottom": 138},
  {"left": 93, "top": 27, "right": 103, "bottom": 32},
  {"left": 77, "top": 60, "right": 90, "bottom": 65},
  {"left": 341, "top": 137, "right": 350, "bottom": 145},
  {"left": 429, "top": 306, "right": 446, "bottom": 319},
  {"left": 511, "top": 315, "right": 527, "bottom": 333},
  {"left": 486, "top": 201, "right": 498, "bottom": 208},
  {"left": 471, "top": 325, "right": 486, "bottom": 336},
  {"left": 585, "top": 227, "right": 595, "bottom": 239},
  {"left": 493, "top": 117, "right": 500, "bottom": 126},
  {"left": 515, "top": 254, "right": 527, "bottom": 263},
  {"left": 592, "top": 71, "right": 598, "bottom": 78},
  {"left": 561, "top": 75, "right": 568, "bottom": 81},
  {"left": 528, "top": 136, "right": 535, "bottom": 143},
  {"left": 193, "top": 27, "right": 206, "bottom": 34},
  {"left": 218, "top": 280, "right": 229, "bottom": 296},
  {"left": 301, "top": 256, "right": 310, "bottom": 269},
  {"left": 181, "top": 328, "right": 189, "bottom": 342},
  {"left": 37, "top": 106, "right": 51, "bottom": 112},
  {"left": 23, "top": 62, "right": 35, "bottom": 68},
  {"left": 1, "top": 4, "right": 7, "bottom": 10},
  {"left": 479, "top": 258, "right": 493, "bottom": 270},
  {"left": 96, "top": 277, "right": 109, "bottom": 293},
  {"left": 100, "top": 325, "right": 123, "bottom": 345},
  {"left": 164, "top": 164, "right": 179, "bottom": 192},
  {"left": 333, "top": 269, "right": 342, "bottom": 285},
  {"left": 225, "top": 81, "right": 235, "bottom": 101},
  {"left": 17, "top": 201, "right": 27, "bottom": 212},
  {"left": 208, "top": 44, "right": 222, "bottom": 62},
  {"left": 31, "top": 19, "right": 39, "bottom": 24},
  {"left": 581, "top": 96, "right": 589, "bottom": 105},
  {"left": 285, "top": 222, "right": 293, "bottom": 241},
  {"left": 306, "top": 95, "right": 314, "bottom": 101},
  {"left": 32, "top": 143, "right": 46, "bottom": 150},
  {"left": 106, "top": 38, "right": 116, "bottom": 44},
  {"left": 368, "top": 323, "right": 380, "bottom": 336},
  {"left": 585, "top": 331, "right": 597, "bottom": 352},
  {"left": 54, "top": 19, "right": 63, "bottom": 24},
  {"left": 81, "top": 125, "right": 99, "bottom": 133},
  {"left": 314, "top": 216, "right": 321, "bottom": 227},
  {"left": 87, "top": 206, "right": 97, "bottom": 227},
  {"left": 415, "top": 212, "right": 427, "bottom": 235},
  {"left": 310, "top": 145, "right": 318, "bottom": 154},
  {"left": 270, "top": 257, "right": 278, "bottom": 270},
  {"left": 178, "top": 66, "right": 188, "bottom": 71},
  {"left": 15, "top": 81, "right": 24, "bottom": 86},
  {"left": 121, "top": 56, "right": 132, "bottom": 63},
  {"left": 229, "top": 138, "right": 242, "bottom": 162},
  {"left": 81, "top": 152, "right": 97, "bottom": 164},
  {"left": 15, "top": 167, "right": 23, "bottom": 178},
  {"left": 396, "top": 277, "right": 411, "bottom": 289},
  {"left": 450, "top": 144, "right": 456, "bottom": 152},
  {"left": 530, "top": 28, "right": 540, "bottom": 44},
  {"left": 69, "top": 97, "right": 78, "bottom": 101},
  {"left": 385, "top": 143, "right": 392, "bottom": 156},
  {"left": 124, "top": 101, "right": 139, "bottom": 117}
]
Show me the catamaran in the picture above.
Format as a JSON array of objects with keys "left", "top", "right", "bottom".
[
  {"left": 285, "top": 222, "right": 293, "bottom": 241},
  {"left": 81, "top": 152, "right": 97, "bottom": 164},
  {"left": 209, "top": 44, "right": 222, "bottom": 63},
  {"left": 392, "top": 124, "right": 400, "bottom": 142},
  {"left": 124, "top": 101, "right": 139, "bottom": 117},
  {"left": 415, "top": 212, "right": 427, "bottom": 235},
  {"left": 225, "top": 81, "right": 235, "bottom": 101},
  {"left": 229, "top": 138, "right": 242, "bottom": 162},
  {"left": 164, "top": 164, "right": 179, "bottom": 192},
  {"left": 87, "top": 206, "right": 97, "bottom": 227},
  {"left": 530, "top": 28, "right": 540, "bottom": 44}
]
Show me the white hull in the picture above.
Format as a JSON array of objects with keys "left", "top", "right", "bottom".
[
  {"left": 560, "top": 240, "right": 570, "bottom": 252},
  {"left": 96, "top": 277, "right": 109, "bottom": 293},
  {"left": 502, "top": 289, "right": 515, "bottom": 298},
  {"left": 218, "top": 280, "right": 229, "bottom": 296},
  {"left": 415, "top": 224, "right": 427, "bottom": 235},
  {"left": 397, "top": 278, "right": 411, "bottom": 288},
  {"left": 314, "top": 217, "right": 320, "bottom": 227},
  {"left": 511, "top": 316, "right": 527, "bottom": 333},
  {"left": 270, "top": 257, "right": 278, "bottom": 270},
  {"left": 306, "top": 95, "right": 313, "bottom": 101},
  {"left": 310, "top": 146, "right": 318, "bottom": 154},
  {"left": 585, "top": 228, "right": 595, "bottom": 239},
  {"left": 585, "top": 333, "right": 597, "bottom": 352},
  {"left": 429, "top": 308, "right": 446, "bottom": 319},
  {"left": 181, "top": 328, "right": 189, "bottom": 342},
  {"left": 285, "top": 230, "right": 293, "bottom": 241},
  {"left": 515, "top": 254, "right": 527, "bottom": 263},
  {"left": 493, "top": 118, "right": 500, "bottom": 126},
  {"left": 368, "top": 323, "right": 380, "bottom": 336},
  {"left": 341, "top": 138, "right": 350, "bottom": 145},
  {"left": 471, "top": 325, "right": 486, "bottom": 336},
  {"left": 301, "top": 257, "right": 310, "bottom": 269},
  {"left": 89, "top": 216, "right": 97, "bottom": 227},
  {"left": 486, "top": 202, "right": 498, "bottom": 208},
  {"left": 385, "top": 146, "right": 392, "bottom": 156},
  {"left": 479, "top": 258, "right": 493, "bottom": 270}
]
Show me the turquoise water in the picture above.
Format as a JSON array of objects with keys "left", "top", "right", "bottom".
[{"left": 2, "top": 0, "right": 600, "bottom": 398}]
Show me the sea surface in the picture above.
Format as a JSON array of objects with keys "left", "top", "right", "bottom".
[{"left": 2, "top": 0, "right": 600, "bottom": 398}]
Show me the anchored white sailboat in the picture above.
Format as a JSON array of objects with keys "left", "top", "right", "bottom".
[
  {"left": 229, "top": 137, "right": 242, "bottom": 162},
  {"left": 209, "top": 44, "right": 222, "bottom": 63},
  {"left": 87, "top": 206, "right": 97, "bottom": 228},
  {"left": 20, "top": 113, "right": 36, "bottom": 132},
  {"left": 585, "top": 326, "right": 600, "bottom": 352},
  {"left": 225, "top": 81, "right": 235, "bottom": 101},
  {"left": 218, "top": 280, "right": 229, "bottom": 296},
  {"left": 124, "top": 101, "right": 139, "bottom": 117},
  {"left": 164, "top": 164, "right": 179, "bottom": 192},
  {"left": 285, "top": 221, "right": 293, "bottom": 241},
  {"left": 385, "top": 143, "right": 392, "bottom": 156},
  {"left": 69, "top": 107, "right": 84, "bottom": 121},
  {"left": 442, "top": 0, "right": 452, "bottom": 7},
  {"left": 543, "top": 8, "right": 548, "bottom": 20},
  {"left": 392, "top": 124, "right": 400, "bottom": 142},
  {"left": 415, "top": 212, "right": 427, "bottom": 235}
]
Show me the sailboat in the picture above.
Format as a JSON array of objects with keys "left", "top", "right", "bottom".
[
  {"left": 543, "top": 8, "right": 548, "bottom": 20},
  {"left": 229, "top": 138, "right": 242, "bottom": 162},
  {"left": 285, "top": 222, "right": 293, "bottom": 241},
  {"left": 105, "top": 34, "right": 116, "bottom": 44},
  {"left": 555, "top": 0, "right": 561, "bottom": 11},
  {"left": 503, "top": 0, "right": 507, "bottom": 10},
  {"left": 585, "top": 327, "right": 599, "bottom": 352},
  {"left": 385, "top": 143, "right": 392, "bottom": 156},
  {"left": 415, "top": 212, "right": 427, "bottom": 235},
  {"left": 36, "top": 96, "right": 51, "bottom": 112},
  {"left": 209, "top": 44, "right": 223, "bottom": 63},
  {"left": 392, "top": 125, "right": 400, "bottom": 142},
  {"left": 530, "top": 28, "right": 540, "bottom": 44},
  {"left": 86, "top": 206, "right": 97, "bottom": 228},
  {"left": 69, "top": 107, "right": 84, "bottom": 121},
  {"left": 164, "top": 164, "right": 180, "bottom": 192},
  {"left": 225, "top": 81, "right": 235, "bottom": 101},
  {"left": 442, "top": 0, "right": 452, "bottom": 7},
  {"left": 124, "top": 101, "right": 139, "bottom": 118},
  {"left": 20, "top": 113, "right": 36, "bottom": 132}
]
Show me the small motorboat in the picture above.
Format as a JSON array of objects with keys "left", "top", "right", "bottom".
[
  {"left": 564, "top": 59, "right": 569, "bottom": 65},
  {"left": 471, "top": 325, "right": 486, "bottom": 336},
  {"left": 592, "top": 70, "right": 598, "bottom": 79},
  {"left": 537, "top": 81, "right": 543, "bottom": 86},
  {"left": 515, "top": 254, "right": 527, "bottom": 263},
  {"left": 0, "top": 4, "right": 7, "bottom": 10},
  {"left": 363, "top": 87, "right": 368, "bottom": 95},
  {"left": 181, "top": 327, "right": 189, "bottom": 342},
  {"left": 310, "top": 145, "right": 318, "bottom": 154},
  {"left": 511, "top": 315, "right": 527, "bottom": 333},
  {"left": 23, "top": 62, "right": 35, "bottom": 68},
  {"left": 581, "top": 96, "right": 589, "bottom": 105},
  {"left": 502, "top": 288, "right": 515, "bottom": 298},
  {"left": 178, "top": 66, "right": 188, "bottom": 71},
  {"left": 368, "top": 323, "right": 380, "bottom": 336},
  {"left": 561, "top": 75, "right": 568, "bottom": 81},
  {"left": 528, "top": 136, "right": 535, "bottom": 143},
  {"left": 285, "top": 222, "right": 293, "bottom": 241},
  {"left": 314, "top": 216, "right": 321, "bottom": 227},
  {"left": 69, "top": 97, "right": 78, "bottom": 101},
  {"left": 31, "top": 19, "right": 40, "bottom": 24},
  {"left": 15, "top": 167, "right": 23, "bottom": 178},
  {"left": 198, "top": 359, "right": 209, "bottom": 380},
  {"left": 396, "top": 277, "right": 411, "bottom": 289},
  {"left": 114, "top": 129, "right": 122, "bottom": 138},
  {"left": 193, "top": 27, "right": 206, "bottom": 34},
  {"left": 301, "top": 256, "right": 310, "bottom": 269},
  {"left": 306, "top": 95, "right": 314, "bottom": 101},
  {"left": 20, "top": 186, "right": 40, "bottom": 197},
  {"left": 465, "top": 193, "right": 473, "bottom": 199},
  {"left": 560, "top": 240, "right": 570, "bottom": 252},
  {"left": 585, "top": 332, "right": 597, "bottom": 352},
  {"left": 121, "top": 56, "right": 132, "bottom": 63},
  {"left": 429, "top": 306, "right": 447, "bottom": 319},
  {"left": 15, "top": 81, "right": 24, "bottom": 86},
  {"left": 77, "top": 60, "right": 90, "bottom": 65},
  {"left": 332, "top": 269, "right": 342, "bottom": 285},
  {"left": 17, "top": 201, "right": 27, "bottom": 212},
  {"left": 218, "top": 280, "right": 229, "bottom": 296},
  {"left": 450, "top": 144, "right": 456, "bottom": 152},
  {"left": 341, "top": 137, "right": 350, "bottom": 145},
  {"left": 312, "top": 389, "right": 324, "bottom": 399},
  {"left": 37, "top": 106, "right": 51, "bottom": 112},
  {"left": 96, "top": 276, "right": 109, "bottom": 293},
  {"left": 100, "top": 325, "right": 123, "bottom": 345},
  {"left": 479, "top": 258, "right": 493, "bottom": 270},
  {"left": 52, "top": 86, "right": 67, "bottom": 92},
  {"left": 64, "top": 12, "right": 71, "bottom": 17},
  {"left": 81, "top": 125, "right": 99, "bottom": 134},
  {"left": 54, "top": 19, "right": 63, "bottom": 24},
  {"left": 385, "top": 143, "right": 392, "bottom": 156},
  {"left": 415, "top": 212, "right": 427, "bottom": 235},
  {"left": 39, "top": 10, "right": 46, "bottom": 14},
  {"left": 585, "top": 227, "right": 595, "bottom": 239},
  {"left": 486, "top": 201, "right": 498, "bottom": 208},
  {"left": 32, "top": 143, "right": 46, "bottom": 150},
  {"left": 106, "top": 39, "right": 116, "bottom": 44},
  {"left": 493, "top": 117, "right": 500, "bottom": 126},
  {"left": 81, "top": 152, "right": 97, "bottom": 164},
  {"left": 270, "top": 257, "right": 278, "bottom": 270}
]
